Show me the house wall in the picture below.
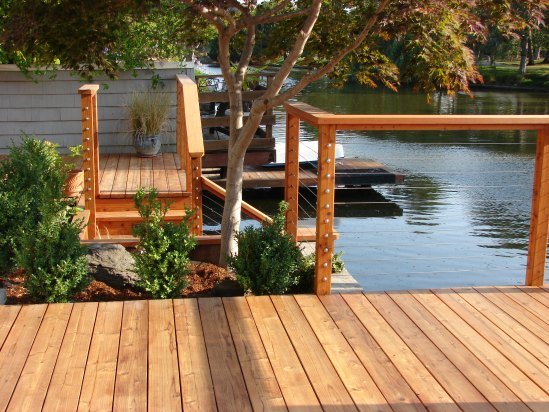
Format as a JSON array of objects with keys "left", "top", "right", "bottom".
[{"left": 0, "top": 63, "right": 194, "bottom": 154}]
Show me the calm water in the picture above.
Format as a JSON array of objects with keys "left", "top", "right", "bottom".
[{"left": 269, "top": 81, "right": 548, "bottom": 290}]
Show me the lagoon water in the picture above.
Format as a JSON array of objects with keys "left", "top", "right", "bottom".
[{"left": 269, "top": 80, "right": 548, "bottom": 290}]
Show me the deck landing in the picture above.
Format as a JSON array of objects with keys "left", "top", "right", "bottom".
[{"left": 0, "top": 286, "right": 547, "bottom": 411}]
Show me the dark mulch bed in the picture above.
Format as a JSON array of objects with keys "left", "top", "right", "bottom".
[{"left": 2, "top": 262, "right": 233, "bottom": 305}]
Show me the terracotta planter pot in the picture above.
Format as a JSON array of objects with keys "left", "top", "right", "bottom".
[{"left": 65, "top": 169, "right": 84, "bottom": 198}]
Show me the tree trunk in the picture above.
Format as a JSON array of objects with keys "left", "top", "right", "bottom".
[
  {"left": 219, "top": 144, "right": 246, "bottom": 267},
  {"left": 543, "top": 49, "right": 549, "bottom": 64},
  {"left": 527, "top": 33, "right": 535, "bottom": 66},
  {"left": 519, "top": 35, "right": 528, "bottom": 74}
]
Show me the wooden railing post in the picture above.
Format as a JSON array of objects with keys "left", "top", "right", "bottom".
[
  {"left": 285, "top": 113, "right": 300, "bottom": 240},
  {"left": 190, "top": 156, "right": 203, "bottom": 236},
  {"left": 315, "top": 125, "right": 337, "bottom": 295},
  {"left": 176, "top": 77, "right": 190, "bottom": 178},
  {"left": 78, "top": 85, "right": 100, "bottom": 239},
  {"left": 526, "top": 126, "right": 549, "bottom": 286}
]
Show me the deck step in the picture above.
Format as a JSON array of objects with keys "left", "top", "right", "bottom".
[{"left": 96, "top": 210, "right": 188, "bottom": 223}]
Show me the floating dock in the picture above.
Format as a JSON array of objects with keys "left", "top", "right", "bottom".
[{"left": 210, "top": 157, "right": 404, "bottom": 189}]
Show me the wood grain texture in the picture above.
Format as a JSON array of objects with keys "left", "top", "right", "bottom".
[
  {"left": 223, "top": 297, "right": 287, "bottom": 411},
  {"left": 0, "top": 304, "right": 47, "bottom": 411},
  {"left": 7, "top": 304, "right": 72, "bottom": 412},
  {"left": 43, "top": 302, "right": 98, "bottom": 412},
  {"left": 78, "top": 301, "right": 123, "bottom": 412},
  {"left": 113, "top": 301, "right": 148, "bottom": 412},
  {"left": 198, "top": 298, "right": 252, "bottom": 412},
  {"left": 247, "top": 296, "right": 322, "bottom": 411},
  {"left": 173, "top": 299, "right": 216, "bottom": 412},
  {"left": 148, "top": 300, "right": 182, "bottom": 412}
]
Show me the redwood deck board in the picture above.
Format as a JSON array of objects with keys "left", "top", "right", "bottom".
[
  {"left": 0, "top": 288, "right": 547, "bottom": 411},
  {"left": 98, "top": 153, "right": 187, "bottom": 198}
]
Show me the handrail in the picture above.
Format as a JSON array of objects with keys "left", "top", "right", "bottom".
[
  {"left": 176, "top": 75, "right": 205, "bottom": 235},
  {"left": 201, "top": 177, "right": 273, "bottom": 224},
  {"left": 285, "top": 102, "right": 549, "bottom": 129},
  {"left": 176, "top": 75, "right": 205, "bottom": 158},
  {"left": 284, "top": 101, "right": 549, "bottom": 294}
]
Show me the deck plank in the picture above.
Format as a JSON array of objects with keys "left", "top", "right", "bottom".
[
  {"left": 163, "top": 153, "right": 183, "bottom": 193},
  {"left": 433, "top": 289, "right": 549, "bottom": 391},
  {"left": 472, "top": 287, "right": 549, "bottom": 342},
  {"left": 152, "top": 154, "right": 169, "bottom": 193},
  {"left": 111, "top": 154, "right": 131, "bottom": 198},
  {"left": 297, "top": 295, "right": 398, "bottom": 412},
  {"left": 453, "top": 288, "right": 549, "bottom": 367},
  {"left": 42, "top": 302, "right": 98, "bottom": 412},
  {"left": 516, "top": 286, "right": 549, "bottom": 306},
  {"left": 148, "top": 300, "right": 182, "bottom": 412},
  {"left": 0, "top": 304, "right": 47, "bottom": 411},
  {"left": 494, "top": 286, "right": 549, "bottom": 322},
  {"left": 342, "top": 294, "right": 460, "bottom": 412},
  {"left": 198, "top": 298, "right": 252, "bottom": 412},
  {"left": 377, "top": 291, "right": 525, "bottom": 412},
  {"left": 113, "top": 300, "right": 148, "bottom": 412},
  {"left": 271, "top": 295, "right": 358, "bottom": 411},
  {"left": 223, "top": 297, "right": 287, "bottom": 411},
  {"left": 78, "top": 301, "right": 123, "bottom": 412},
  {"left": 98, "top": 154, "right": 108, "bottom": 183},
  {"left": 140, "top": 157, "right": 153, "bottom": 189},
  {"left": 125, "top": 155, "right": 142, "bottom": 197},
  {"left": 173, "top": 299, "right": 216, "bottom": 412},
  {"left": 247, "top": 295, "right": 322, "bottom": 410},
  {"left": 411, "top": 290, "right": 549, "bottom": 411},
  {"left": 0, "top": 305, "right": 20, "bottom": 347},
  {"left": 100, "top": 154, "right": 119, "bottom": 196},
  {"left": 7, "top": 304, "right": 72, "bottom": 412}
]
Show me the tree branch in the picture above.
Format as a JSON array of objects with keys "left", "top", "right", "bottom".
[
  {"left": 269, "top": 0, "right": 391, "bottom": 108},
  {"left": 235, "top": 24, "right": 256, "bottom": 84},
  {"left": 180, "top": 0, "right": 236, "bottom": 31},
  {"left": 255, "top": 9, "right": 310, "bottom": 25},
  {"left": 250, "top": 0, "right": 292, "bottom": 25}
]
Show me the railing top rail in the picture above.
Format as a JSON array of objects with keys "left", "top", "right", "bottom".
[
  {"left": 285, "top": 102, "right": 549, "bottom": 131},
  {"left": 78, "top": 84, "right": 99, "bottom": 95},
  {"left": 176, "top": 74, "right": 205, "bottom": 158}
]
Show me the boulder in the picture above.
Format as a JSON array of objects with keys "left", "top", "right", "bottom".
[
  {"left": 214, "top": 277, "right": 244, "bottom": 297},
  {"left": 87, "top": 244, "right": 139, "bottom": 289}
]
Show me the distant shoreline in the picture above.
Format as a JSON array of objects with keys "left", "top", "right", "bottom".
[{"left": 470, "top": 83, "right": 548, "bottom": 93}]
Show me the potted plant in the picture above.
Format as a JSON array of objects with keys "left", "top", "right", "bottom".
[
  {"left": 64, "top": 144, "right": 84, "bottom": 198},
  {"left": 126, "top": 91, "right": 171, "bottom": 157}
]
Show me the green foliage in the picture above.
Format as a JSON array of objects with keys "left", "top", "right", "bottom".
[
  {"left": 295, "top": 251, "right": 345, "bottom": 292},
  {"left": 227, "top": 202, "right": 304, "bottom": 295},
  {"left": 0, "top": 136, "right": 70, "bottom": 272},
  {"left": 1, "top": 0, "right": 214, "bottom": 78},
  {"left": 133, "top": 188, "right": 196, "bottom": 299},
  {"left": 15, "top": 205, "right": 89, "bottom": 303},
  {"left": 0, "top": 135, "right": 89, "bottom": 302}
]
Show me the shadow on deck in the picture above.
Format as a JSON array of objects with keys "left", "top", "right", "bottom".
[{"left": 0, "top": 286, "right": 547, "bottom": 411}]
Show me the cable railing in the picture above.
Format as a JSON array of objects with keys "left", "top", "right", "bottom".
[{"left": 284, "top": 101, "right": 549, "bottom": 294}]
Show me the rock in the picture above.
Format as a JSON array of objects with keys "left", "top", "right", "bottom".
[
  {"left": 87, "top": 244, "right": 139, "bottom": 289},
  {"left": 214, "top": 277, "right": 244, "bottom": 297}
]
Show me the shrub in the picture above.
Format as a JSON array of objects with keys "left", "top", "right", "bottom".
[
  {"left": 227, "top": 202, "right": 304, "bottom": 295},
  {"left": 295, "top": 251, "right": 345, "bottom": 292},
  {"left": 133, "top": 188, "right": 196, "bottom": 299},
  {"left": 15, "top": 205, "right": 89, "bottom": 303},
  {"left": 0, "top": 136, "right": 70, "bottom": 272}
]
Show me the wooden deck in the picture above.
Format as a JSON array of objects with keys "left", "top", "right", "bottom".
[
  {"left": 98, "top": 153, "right": 187, "bottom": 198},
  {"left": 0, "top": 286, "right": 547, "bottom": 411}
]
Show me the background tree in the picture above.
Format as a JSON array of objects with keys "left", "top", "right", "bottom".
[{"left": 1, "top": 0, "right": 546, "bottom": 266}]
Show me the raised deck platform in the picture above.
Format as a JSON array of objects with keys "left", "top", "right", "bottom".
[
  {"left": 213, "top": 157, "right": 404, "bottom": 189},
  {"left": 0, "top": 286, "right": 546, "bottom": 411}
]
